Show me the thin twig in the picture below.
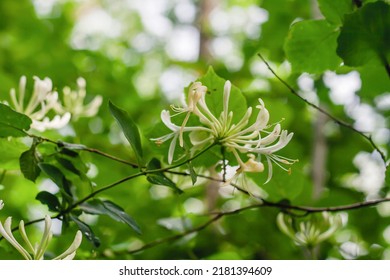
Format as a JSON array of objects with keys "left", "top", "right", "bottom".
[
  {"left": 28, "top": 134, "right": 139, "bottom": 168},
  {"left": 257, "top": 53, "right": 387, "bottom": 166},
  {"left": 127, "top": 195, "right": 390, "bottom": 254}
]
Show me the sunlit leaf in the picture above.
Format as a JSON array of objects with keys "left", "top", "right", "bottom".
[
  {"left": 0, "top": 138, "right": 28, "bottom": 170},
  {"left": 284, "top": 19, "right": 341, "bottom": 73},
  {"left": 318, "top": 0, "right": 354, "bottom": 25},
  {"left": 0, "top": 103, "right": 32, "bottom": 137},
  {"left": 198, "top": 67, "right": 247, "bottom": 123}
]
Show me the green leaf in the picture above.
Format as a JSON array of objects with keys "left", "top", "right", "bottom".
[
  {"left": 0, "top": 138, "right": 28, "bottom": 170},
  {"left": 337, "top": 1, "right": 390, "bottom": 67},
  {"left": 109, "top": 101, "right": 143, "bottom": 166},
  {"left": 101, "top": 200, "right": 142, "bottom": 234},
  {"left": 284, "top": 19, "right": 341, "bottom": 74},
  {"left": 256, "top": 162, "right": 308, "bottom": 201},
  {"left": 19, "top": 144, "right": 41, "bottom": 182},
  {"left": 198, "top": 67, "right": 247, "bottom": 124},
  {"left": 188, "top": 161, "right": 197, "bottom": 185},
  {"left": 36, "top": 191, "right": 61, "bottom": 212},
  {"left": 70, "top": 215, "right": 100, "bottom": 247},
  {"left": 146, "top": 158, "right": 183, "bottom": 194},
  {"left": 318, "top": 0, "right": 354, "bottom": 25},
  {"left": 80, "top": 199, "right": 142, "bottom": 234},
  {"left": 0, "top": 103, "right": 32, "bottom": 137},
  {"left": 358, "top": 64, "right": 390, "bottom": 101},
  {"left": 38, "top": 163, "right": 72, "bottom": 199}
]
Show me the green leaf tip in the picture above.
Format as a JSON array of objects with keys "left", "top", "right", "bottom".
[{"left": 108, "top": 101, "right": 143, "bottom": 166}]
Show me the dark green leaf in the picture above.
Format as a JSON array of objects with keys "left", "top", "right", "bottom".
[
  {"left": 318, "top": 0, "right": 354, "bottom": 25},
  {"left": 101, "top": 200, "right": 141, "bottom": 234},
  {"left": 56, "top": 157, "right": 81, "bottom": 175},
  {"left": 337, "top": 1, "right": 390, "bottom": 67},
  {"left": 36, "top": 191, "right": 61, "bottom": 212},
  {"left": 284, "top": 19, "right": 341, "bottom": 73},
  {"left": 19, "top": 145, "right": 41, "bottom": 182},
  {"left": 109, "top": 101, "right": 143, "bottom": 166},
  {"left": 70, "top": 214, "right": 100, "bottom": 247},
  {"left": 79, "top": 199, "right": 107, "bottom": 215},
  {"left": 0, "top": 103, "right": 32, "bottom": 137},
  {"left": 146, "top": 158, "right": 183, "bottom": 194},
  {"left": 80, "top": 199, "right": 142, "bottom": 234},
  {"left": 38, "top": 163, "right": 72, "bottom": 199},
  {"left": 188, "top": 161, "right": 197, "bottom": 185}
]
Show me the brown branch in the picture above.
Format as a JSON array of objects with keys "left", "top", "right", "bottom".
[
  {"left": 257, "top": 53, "right": 387, "bottom": 166},
  {"left": 127, "top": 196, "right": 390, "bottom": 254},
  {"left": 28, "top": 134, "right": 139, "bottom": 168}
]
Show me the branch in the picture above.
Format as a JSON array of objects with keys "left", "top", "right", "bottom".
[
  {"left": 29, "top": 134, "right": 139, "bottom": 168},
  {"left": 257, "top": 53, "right": 387, "bottom": 166},
  {"left": 126, "top": 196, "right": 390, "bottom": 254}
]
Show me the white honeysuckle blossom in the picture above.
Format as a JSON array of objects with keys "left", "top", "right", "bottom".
[
  {"left": 6, "top": 75, "right": 102, "bottom": 132},
  {"left": 0, "top": 200, "right": 3, "bottom": 210},
  {"left": 55, "top": 77, "right": 103, "bottom": 120},
  {"left": 152, "top": 80, "right": 297, "bottom": 182},
  {"left": 8, "top": 76, "right": 71, "bottom": 132},
  {"left": 0, "top": 214, "right": 82, "bottom": 260},
  {"left": 277, "top": 212, "right": 342, "bottom": 247}
]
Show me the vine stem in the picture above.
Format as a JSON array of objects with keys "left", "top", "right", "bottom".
[
  {"left": 257, "top": 53, "right": 387, "bottom": 167},
  {"left": 127, "top": 195, "right": 390, "bottom": 254},
  {"left": 28, "top": 134, "right": 139, "bottom": 168}
]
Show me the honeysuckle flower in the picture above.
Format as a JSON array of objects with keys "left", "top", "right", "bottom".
[
  {"left": 0, "top": 214, "right": 82, "bottom": 260},
  {"left": 0, "top": 200, "right": 3, "bottom": 210},
  {"left": 55, "top": 77, "right": 102, "bottom": 120},
  {"left": 153, "top": 80, "right": 297, "bottom": 182},
  {"left": 151, "top": 110, "right": 212, "bottom": 164},
  {"left": 8, "top": 76, "right": 71, "bottom": 132},
  {"left": 277, "top": 212, "right": 342, "bottom": 247}
]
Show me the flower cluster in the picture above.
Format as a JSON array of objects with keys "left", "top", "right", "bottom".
[
  {"left": 277, "top": 212, "right": 342, "bottom": 247},
  {"left": 7, "top": 76, "right": 102, "bottom": 132},
  {"left": 152, "top": 80, "right": 296, "bottom": 182},
  {"left": 0, "top": 203, "right": 82, "bottom": 260}
]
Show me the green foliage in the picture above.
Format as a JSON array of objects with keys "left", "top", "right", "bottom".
[
  {"left": 80, "top": 199, "right": 141, "bottom": 235},
  {"left": 284, "top": 20, "right": 341, "bottom": 74},
  {"left": 19, "top": 143, "right": 41, "bottom": 182},
  {"left": 36, "top": 191, "right": 61, "bottom": 212},
  {"left": 109, "top": 101, "right": 144, "bottom": 167},
  {"left": 70, "top": 215, "right": 101, "bottom": 247},
  {"left": 318, "top": 0, "right": 354, "bottom": 25},
  {"left": 337, "top": 1, "right": 390, "bottom": 67},
  {"left": 0, "top": 138, "right": 28, "bottom": 170},
  {"left": 146, "top": 158, "right": 183, "bottom": 194},
  {"left": 0, "top": 0, "right": 389, "bottom": 261},
  {"left": 0, "top": 104, "right": 31, "bottom": 137},
  {"left": 198, "top": 67, "right": 248, "bottom": 123}
]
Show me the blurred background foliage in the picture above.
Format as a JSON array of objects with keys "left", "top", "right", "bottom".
[{"left": 0, "top": 0, "right": 389, "bottom": 260}]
